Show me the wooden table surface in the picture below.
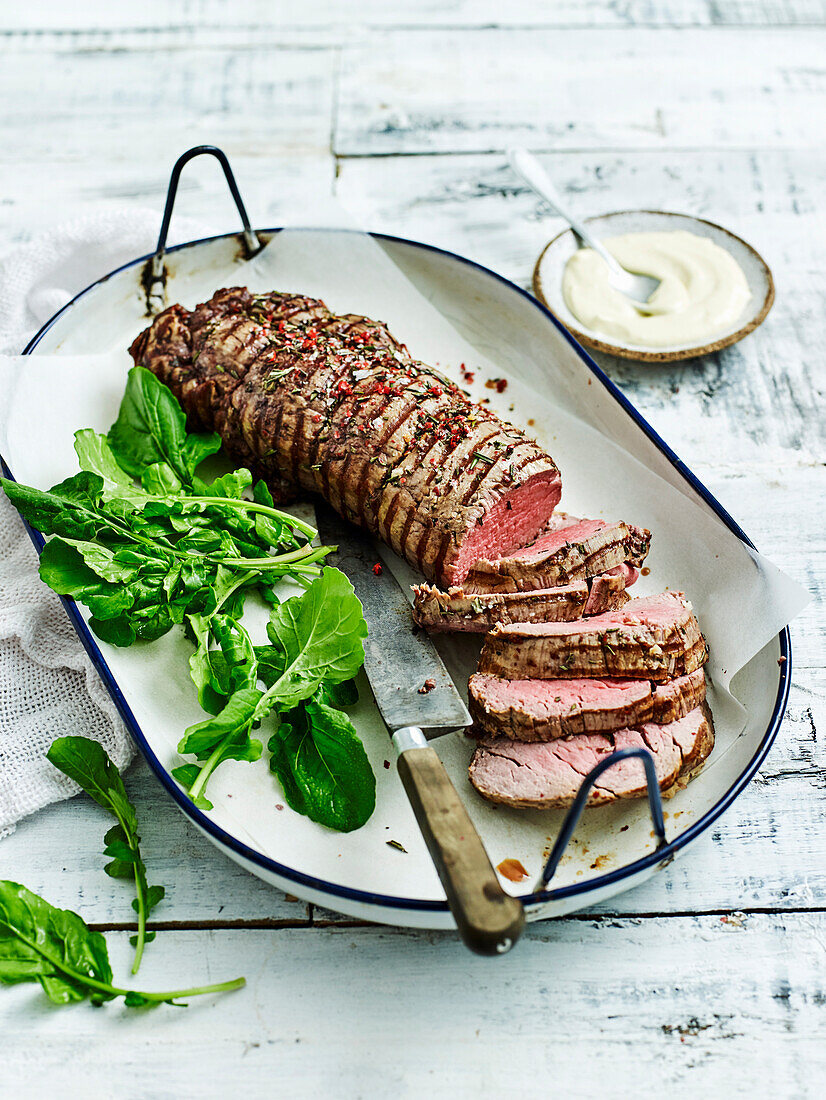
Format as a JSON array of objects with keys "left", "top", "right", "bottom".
[{"left": 1, "top": 4, "right": 824, "bottom": 1096}]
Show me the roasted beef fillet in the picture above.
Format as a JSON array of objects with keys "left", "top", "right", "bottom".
[
  {"left": 478, "top": 593, "right": 708, "bottom": 683},
  {"left": 468, "top": 669, "right": 706, "bottom": 742},
  {"left": 463, "top": 516, "right": 650, "bottom": 594},
  {"left": 130, "top": 287, "right": 562, "bottom": 587},
  {"left": 412, "top": 568, "right": 630, "bottom": 633},
  {"left": 468, "top": 703, "right": 714, "bottom": 808}
]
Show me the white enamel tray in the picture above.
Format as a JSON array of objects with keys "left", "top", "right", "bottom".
[{"left": 4, "top": 228, "right": 791, "bottom": 928}]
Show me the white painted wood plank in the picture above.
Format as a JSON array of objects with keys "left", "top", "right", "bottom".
[
  {"left": 0, "top": 756, "right": 311, "bottom": 923},
  {"left": 0, "top": 38, "right": 336, "bottom": 164},
  {"left": 336, "top": 149, "right": 825, "bottom": 463},
  {"left": 4, "top": 0, "right": 825, "bottom": 32},
  {"left": 2, "top": 660, "right": 820, "bottom": 924},
  {"left": 1, "top": 918, "right": 825, "bottom": 1097},
  {"left": 0, "top": 154, "right": 336, "bottom": 254},
  {"left": 336, "top": 28, "right": 826, "bottom": 153}
]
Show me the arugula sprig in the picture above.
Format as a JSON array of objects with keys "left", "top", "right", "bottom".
[
  {"left": 174, "top": 567, "right": 370, "bottom": 818},
  {"left": 269, "top": 694, "right": 375, "bottom": 833},
  {"left": 1, "top": 366, "right": 379, "bottom": 834},
  {"left": 0, "top": 881, "right": 243, "bottom": 1008},
  {"left": 107, "top": 364, "right": 222, "bottom": 488},
  {"left": 46, "top": 737, "right": 164, "bottom": 975},
  {"left": 0, "top": 373, "right": 331, "bottom": 648}
]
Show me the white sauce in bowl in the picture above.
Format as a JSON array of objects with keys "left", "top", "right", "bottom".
[{"left": 562, "top": 230, "right": 752, "bottom": 348}]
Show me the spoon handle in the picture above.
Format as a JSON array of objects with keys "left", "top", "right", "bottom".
[{"left": 507, "top": 148, "right": 623, "bottom": 276}]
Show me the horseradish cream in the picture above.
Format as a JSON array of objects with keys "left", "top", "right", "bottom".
[{"left": 562, "top": 230, "right": 751, "bottom": 348}]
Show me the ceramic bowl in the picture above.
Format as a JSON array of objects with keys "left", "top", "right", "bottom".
[{"left": 533, "top": 210, "right": 774, "bottom": 362}]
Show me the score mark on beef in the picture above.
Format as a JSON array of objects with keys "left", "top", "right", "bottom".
[{"left": 130, "top": 287, "right": 562, "bottom": 587}]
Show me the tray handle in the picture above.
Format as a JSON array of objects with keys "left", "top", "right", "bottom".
[
  {"left": 144, "top": 145, "right": 264, "bottom": 314},
  {"left": 538, "top": 746, "right": 668, "bottom": 889}
]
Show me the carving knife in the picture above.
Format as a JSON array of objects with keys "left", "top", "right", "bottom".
[{"left": 315, "top": 502, "right": 525, "bottom": 956}]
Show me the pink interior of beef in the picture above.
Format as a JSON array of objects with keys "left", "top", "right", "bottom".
[
  {"left": 552, "top": 726, "right": 650, "bottom": 774},
  {"left": 648, "top": 709, "right": 704, "bottom": 755},
  {"left": 474, "top": 675, "right": 649, "bottom": 713},
  {"left": 606, "top": 562, "right": 640, "bottom": 587},
  {"left": 452, "top": 469, "right": 562, "bottom": 581},
  {"left": 499, "top": 518, "right": 607, "bottom": 564},
  {"left": 494, "top": 593, "right": 686, "bottom": 637},
  {"left": 475, "top": 707, "right": 706, "bottom": 800}
]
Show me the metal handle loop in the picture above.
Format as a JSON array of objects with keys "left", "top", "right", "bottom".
[
  {"left": 144, "top": 145, "right": 263, "bottom": 314},
  {"left": 539, "top": 746, "right": 667, "bottom": 889}
]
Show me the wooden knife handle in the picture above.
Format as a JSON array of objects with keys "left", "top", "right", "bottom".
[{"left": 395, "top": 735, "right": 525, "bottom": 956}]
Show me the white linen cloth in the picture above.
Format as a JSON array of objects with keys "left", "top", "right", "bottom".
[{"left": 0, "top": 207, "right": 203, "bottom": 836}]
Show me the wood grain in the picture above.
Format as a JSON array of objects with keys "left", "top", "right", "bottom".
[
  {"left": 0, "top": 5, "right": 823, "bottom": 1093},
  {"left": 336, "top": 28, "right": 826, "bottom": 154},
  {"left": 1, "top": 918, "right": 825, "bottom": 1097},
  {"left": 4, "top": 1, "right": 826, "bottom": 32}
]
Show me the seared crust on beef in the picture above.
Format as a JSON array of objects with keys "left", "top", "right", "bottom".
[
  {"left": 412, "top": 567, "right": 630, "bottom": 633},
  {"left": 412, "top": 581, "right": 589, "bottom": 632},
  {"left": 130, "top": 287, "right": 562, "bottom": 585},
  {"left": 583, "top": 570, "right": 630, "bottom": 615},
  {"left": 463, "top": 519, "right": 650, "bottom": 593},
  {"left": 652, "top": 669, "right": 707, "bottom": 724},
  {"left": 468, "top": 675, "right": 653, "bottom": 741},
  {"left": 467, "top": 702, "right": 715, "bottom": 808},
  {"left": 468, "top": 669, "right": 706, "bottom": 742},
  {"left": 478, "top": 593, "right": 708, "bottom": 683}
]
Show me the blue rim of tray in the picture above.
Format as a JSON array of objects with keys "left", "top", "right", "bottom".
[{"left": 6, "top": 227, "right": 791, "bottom": 914}]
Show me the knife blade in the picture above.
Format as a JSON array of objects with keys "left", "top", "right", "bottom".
[
  {"left": 315, "top": 501, "right": 524, "bottom": 956},
  {"left": 314, "top": 503, "right": 470, "bottom": 738}
]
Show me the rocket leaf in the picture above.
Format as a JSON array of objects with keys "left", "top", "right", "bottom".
[{"left": 46, "top": 736, "right": 164, "bottom": 974}]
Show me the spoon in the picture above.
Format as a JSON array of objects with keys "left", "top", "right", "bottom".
[{"left": 508, "top": 147, "right": 662, "bottom": 311}]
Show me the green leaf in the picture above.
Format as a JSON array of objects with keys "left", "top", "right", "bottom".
[
  {"left": 0, "top": 880, "right": 113, "bottom": 1004},
  {"left": 38, "top": 538, "right": 134, "bottom": 617},
  {"left": 170, "top": 764, "right": 201, "bottom": 788},
  {"left": 1, "top": 473, "right": 105, "bottom": 542},
  {"left": 107, "top": 366, "right": 220, "bottom": 484},
  {"left": 46, "top": 737, "right": 163, "bottom": 974},
  {"left": 315, "top": 678, "right": 359, "bottom": 709},
  {"left": 141, "top": 462, "right": 183, "bottom": 495},
  {"left": 0, "top": 880, "right": 244, "bottom": 1008},
  {"left": 177, "top": 687, "right": 263, "bottom": 760},
  {"left": 73, "top": 429, "right": 140, "bottom": 496},
  {"left": 192, "top": 468, "right": 252, "bottom": 501},
  {"left": 254, "top": 644, "right": 286, "bottom": 688},
  {"left": 267, "top": 699, "right": 375, "bottom": 832},
  {"left": 175, "top": 686, "right": 264, "bottom": 808},
  {"left": 171, "top": 765, "right": 214, "bottom": 810},
  {"left": 187, "top": 614, "right": 225, "bottom": 715},
  {"left": 145, "top": 885, "right": 165, "bottom": 911},
  {"left": 88, "top": 614, "right": 139, "bottom": 648},
  {"left": 57, "top": 538, "right": 139, "bottom": 584},
  {"left": 262, "top": 567, "right": 367, "bottom": 711}
]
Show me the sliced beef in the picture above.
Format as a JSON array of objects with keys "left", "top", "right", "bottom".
[
  {"left": 468, "top": 704, "right": 715, "bottom": 808},
  {"left": 468, "top": 670, "right": 706, "bottom": 742},
  {"left": 469, "top": 675, "right": 651, "bottom": 741},
  {"left": 478, "top": 593, "right": 708, "bottom": 683},
  {"left": 412, "top": 581, "right": 589, "bottom": 632},
  {"left": 583, "top": 570, "right": 629, "bottom": 615},
  {"left": 463, "top": 517, "right": 650, "bottom": 593},
  {"left": 605, "top": 561, "right": 640, "bottom": 587},
  {"left": 131, "top": 287, "right": 562, "bottom": 587},
  {"left": 412, "top": 564, "right": 630, "bottom": 633},
  {"left": 652, "top": 668, "right": 707, "bottom": 724}
]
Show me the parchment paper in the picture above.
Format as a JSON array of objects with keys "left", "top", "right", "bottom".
[
  {"left": 0, "top": 218, "right": 811, "bottom": 903},
  {"left": 0, "top": 224, "right": 809, "bottom": 709}
]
